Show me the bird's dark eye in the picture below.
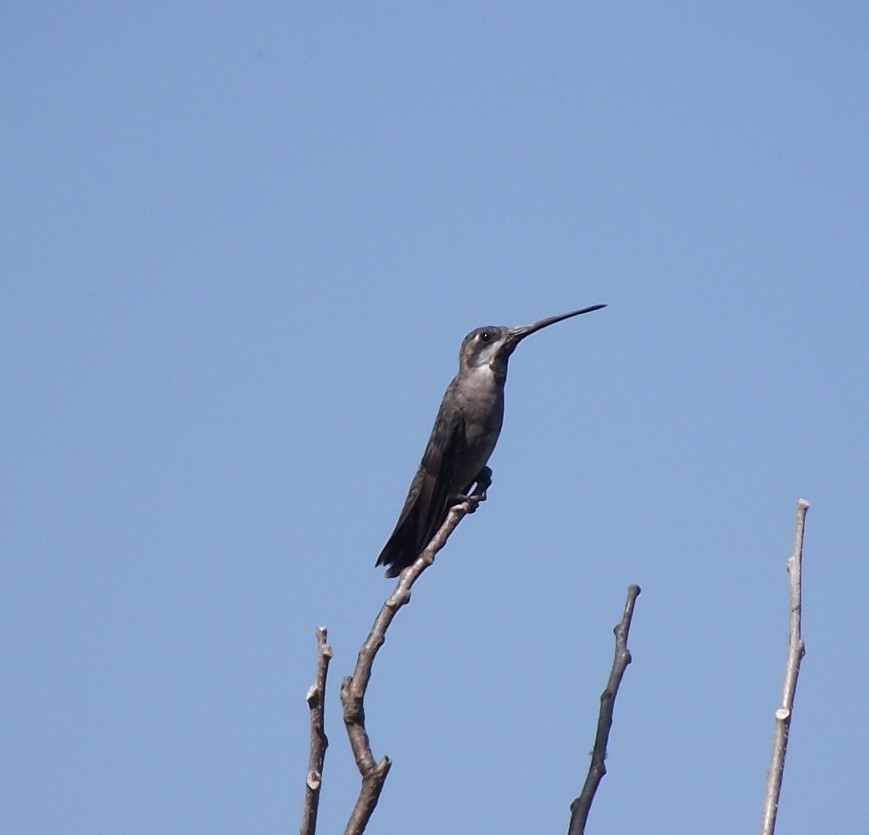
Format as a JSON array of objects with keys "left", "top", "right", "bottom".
[{"left": 479, "top": 331, "right": 492, "bottom": 343}]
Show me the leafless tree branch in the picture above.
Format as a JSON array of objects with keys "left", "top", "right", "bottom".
[
  {"left": 340, "top": 476, "right": 490, "bottom": 835},
  {"left": 567, "top": 584, "right": 641, "bottom": 835},
  {"left": 300, "top": 626, "right": 333, "bottom": 835},
  {"left": 760, "top": 498, "right": 809, "bottom": 835}
]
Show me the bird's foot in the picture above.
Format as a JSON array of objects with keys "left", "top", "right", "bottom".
[
  {"left": 454, "top": 467, "right": 492, "bottom": 513},
  {"left": 473, "top": 467, "right": 492, "bottom": 502}
]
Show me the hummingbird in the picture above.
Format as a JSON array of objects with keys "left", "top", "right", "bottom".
[{"left": 375, "top": 304, "right": 606, "bottom": 577}]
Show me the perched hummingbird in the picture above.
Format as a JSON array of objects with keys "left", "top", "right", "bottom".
[{"left": 376, "top": 304, "right": 606, "bottom": 577}]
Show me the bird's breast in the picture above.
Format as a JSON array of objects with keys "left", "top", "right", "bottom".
[{"left": 453, "top": 364, "right": 505, "bottom": 488}]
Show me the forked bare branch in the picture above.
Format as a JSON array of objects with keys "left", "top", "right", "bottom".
[{"left": 340, "top": 478, "right": 489, "bottom": 835}]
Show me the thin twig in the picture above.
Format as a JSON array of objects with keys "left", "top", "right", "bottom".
[
  {"left": 760, "top": 498, "right": 809, "bottom": 835},
  {"left": 340, "top": 477, "right": 490, "bottom": 835},
  {"left": 567, "top": 584, "right": 641, "bottom": 835},
  {"left": 300, "top": 626, "right": 333, "bottom": 835}
]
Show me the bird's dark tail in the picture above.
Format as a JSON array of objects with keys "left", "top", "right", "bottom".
[
  {"left": 375, "top": 493, "right": 449, "bottom": 577},
  {"left": 376, "top": 416, "right": 460, "bottom": 577}
]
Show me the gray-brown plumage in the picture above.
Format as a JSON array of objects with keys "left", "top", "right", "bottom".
[{"left": 376, "top": 304, "right": 605, "bottom": 577}]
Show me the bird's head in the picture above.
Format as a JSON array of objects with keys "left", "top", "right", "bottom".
[{"left": 458, "top": 304, "right": 607, "bottom": 374}]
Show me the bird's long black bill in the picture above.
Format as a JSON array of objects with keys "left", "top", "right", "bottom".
[{"left": 506, "top": 303, "right": 606, "bottom": 347}]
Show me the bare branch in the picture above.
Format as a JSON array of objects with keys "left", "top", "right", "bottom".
[
  {"left": 567, "top": 584, "right": 641, "bottom": 835},
  {"left": 760, "top": 498, "right": 809, "bottom": 835},
  {"left": 340, "top": 480, "right": 489, "bottom": 835},
  {"left": 300, "top": 626, "right": 333, "bottom": 835}
]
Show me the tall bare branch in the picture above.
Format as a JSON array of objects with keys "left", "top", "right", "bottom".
[
  {"left": 760, "top": 498, "right": 809, "bottom": 835},
  {"left": 300, "top": 627, "right": 333, "bottom": 835},
  {"left": 567, "top": 584, "right": 641, "bottom": 835},
  {"left": 340, "top": 477, "right": 490, "bottom": 835}
]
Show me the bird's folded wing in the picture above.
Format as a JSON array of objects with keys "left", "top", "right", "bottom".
[{"left": 375, "top": 405, "right": 465, "bottom": 575}]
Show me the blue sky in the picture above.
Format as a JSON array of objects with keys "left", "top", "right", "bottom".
[{"left": 3, "top": 4, "right": 867, "bottom": 833}]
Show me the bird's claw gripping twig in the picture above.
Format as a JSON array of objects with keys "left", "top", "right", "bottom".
[{"left": 459, "top": 467, "right": 492, "bottom": 513}]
